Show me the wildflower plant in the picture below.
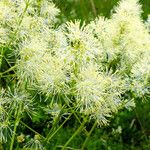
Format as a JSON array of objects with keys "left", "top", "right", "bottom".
[{"left": 0, "top": 0, "right": 149, "bottom": 149}]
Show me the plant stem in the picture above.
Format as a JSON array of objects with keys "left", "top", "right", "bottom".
[
  {"left": 46, "top": 113, "right": 72, "bottom": 142},
  {"left": 134, "top": 108, "right": 148, "bottom": 141},
  {"left": 0, "top": 65, "right": 16, "bottom": 76},
  {"left": 9, "top": 103, "right": 22, "bottom": 150},
  {"left": 89, "top": 0, "right": 97, "bottom": 17},
  {"left": 20, "top": 121, "right": 46, "bottom": 140},
  {"left": 9, "top": 119, "right": 20, "bottom": 150},
  {"left": 62, "top": 117, "right": 87, "bottom": 150},
  {"left": 64, "top": 95, "right": 89, "bottom": 136},
  {"left": 45, "top": 105, "right": 66, "bottom": 140},
  {"left": 0, "top": 48, "right": 4, "bottom": 71},
  {"left": 81, "top": 120, "right": 97, "bottom": 150}
]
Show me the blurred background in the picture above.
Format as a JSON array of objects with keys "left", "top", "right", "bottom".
[{"left": 53, "top": 0, "right": 150, "bottom": 23}]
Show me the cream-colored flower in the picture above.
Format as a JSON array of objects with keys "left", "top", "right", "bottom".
[{"left": 76, "top": 64, "right": 124, "bottom": 125}]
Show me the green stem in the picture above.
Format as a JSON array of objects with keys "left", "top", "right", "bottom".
[
  {"left": 9, "top": 119, "right": 20, "bottom": 150},
  {"left": 57, "top": 145, "right": 80, "bottom": 150},
  {"left": 134, "top": 108, "right": 148, "bottom": 141},
  {"left": 0, "top": 65, "right": 16, "bottom": 75},
  {"left": 89, "top": 0, "right": 97, "bottom": 17},
  {"left": 9, "top": 103, "right": 22, "bottom": 150},
  {"left": 62, "top": 117, "right": 87, "bottom": 150},
  {"left": 0, "top": 48, "right": 4, "bottom": 71},
  {"left": 64, "top": 95, "right": 89, "bottom": 136},
  {"left": 0, "top": 74, "right": 16, "bottom": 78},
  {"left": 46, "top": 113, "right": 72, "bottom": 142},
  {"left": 20, "top": 121, "right": 46, "bottom": 140},
  {"left": 81, "top": 120, "right": 97, "bottom": 150},
  {"left": 45, "top": 105, "right": 66, "bottom": 140}
]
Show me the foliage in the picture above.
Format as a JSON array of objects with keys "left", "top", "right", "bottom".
[
  {"left": 53, "top": 0, "right": 150, "bottom": 23},
  {"left": 0, "top": 0, "right": 150, "bottom": 149}
]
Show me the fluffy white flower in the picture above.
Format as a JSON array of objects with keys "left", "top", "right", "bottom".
[{"left": 76, "top": 64, "right": 124, "bottom": 124}]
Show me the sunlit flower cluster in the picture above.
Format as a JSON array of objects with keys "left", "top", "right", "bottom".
[
  {"left": 76, "top": 64, "right": 124, "bottom": 125},
  {"left": 0, "top": 0, "right": 150, "bottom": 128},
  {"left": 131, "top": 52, "right": 150, "bottom": 97}
]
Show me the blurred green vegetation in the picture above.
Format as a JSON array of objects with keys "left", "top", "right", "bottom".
[
  {"left": 53, "top": 0, "right": 150, "bottom": 23},
  {"left": 44, "top": 100, "right": 150, "bottom": 149}
]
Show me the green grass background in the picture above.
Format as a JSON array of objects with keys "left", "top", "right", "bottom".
[{"left": 53, "top": 0, "right": 150, "bottom": 24}]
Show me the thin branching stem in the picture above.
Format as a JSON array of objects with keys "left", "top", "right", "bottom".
[
  {"left": 89, "top": 0, "right": 97, "bottom": 17},
  {"left": 62, "top": 117, "right": 88, "bottom": 150},
  {"left": 20, "top": 121, "right": 46, "bottom": 140},
  {"left": 9, "top": 102, "right": 22, "bottom": 150},
  {"left": 81, "top": 120, "right": 97, "bottom": 150},
  {"left": 46, "top": 113, "right": 72, "bottom": 142}
]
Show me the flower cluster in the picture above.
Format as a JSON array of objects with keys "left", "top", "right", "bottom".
[{"left": 0, "top": 0, "right": 150, "bottom": 130}]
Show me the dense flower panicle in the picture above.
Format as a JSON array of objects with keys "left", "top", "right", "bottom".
[
  {"left": 0, "top": 1, "right": 14, "bottom": 23},
  {"left": 64, "top": 21, "right": 101, "bottom": 65},
  {"left": 40, "top": 0, "right": 60, "bottom": 21},
  {"left": 85, "top": 17, "right": 108, "bottom": 50},
  {"left": 131, "top": 52, "right": 150, "bottom": 96},
  {"left": 34, "top": 55, "right": 68, "bottom": 94},
  {"left": 19, "top": 43, "right": 68, "bottom": 94},
  {"left": 16, "top": 0, "right": 150, "bottom": 124},
  {"left": 20, "top": 16, "right": 43, "bottom": 37},
  {"left": 13, "top": 0, "right": 65, "bottom": 95},
  {"left": 0, "top": 0, "right": 60, "bottom": 45},
  {"left": 113, "top": 0, "right": 142, "bottom": 17},
  {"left": 76, "top": 64, "right": 124, "bottom": 124},
  {"left": 108, "top": 0, "right": 150, "bottom": 61},
  {"left": 18, "top": 24, "right": 70, "bottom": 94},
  {"left": 85, "top": 0, "right": 150, "bottom": 75},
  {"left": 0, "top": 1, "right": 18, "bottom": 45},
  {"left": 132, "top": 54, "right": 150, "bottom": 78},
  {"left": 0, "top": 0, "right": 27, "bottom": 28},
  {"left": 0, "top": 28, "right": 9, "bottom": 44},
  {"left": 0, "top": 0, "right": 150, "bottom": 127}
]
